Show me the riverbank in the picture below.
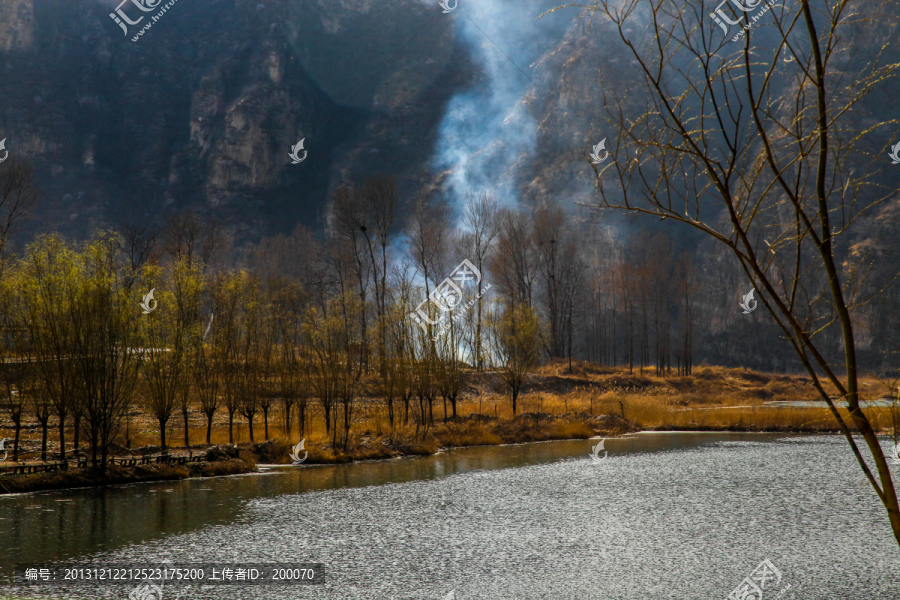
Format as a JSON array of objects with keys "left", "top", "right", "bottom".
[
  {"left": 254, "top": 411, "right": 636, "bottom": 466},
  {"left": 2, "top": 362, "right": 893, "bottom": 495},
  {"left": 0, "top": 458, "right": 253, "bottom": 495},
  {"left": 0, "top": 411, "right": 633, "bottom": 494}
]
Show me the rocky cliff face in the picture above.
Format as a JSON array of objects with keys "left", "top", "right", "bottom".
[
  {"left": 0, "top": 0, "right": 466, "bottom": 242},
  {"left": 1, "top": 0, "right": 898, "bottom": 253},
  {"left": 0, "top": 0, "right": 32, "bottom": 50}
]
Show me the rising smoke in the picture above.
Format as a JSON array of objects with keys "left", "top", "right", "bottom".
[{"left": 431, "top": 0, "right": 577, "bottom": 213}]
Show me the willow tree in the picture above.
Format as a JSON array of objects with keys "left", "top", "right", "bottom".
[
  {"left": 554, "top": 0, "right": 900, "bottom": 545},
  {"left": 70, "top": 234, "right": 142, "bottom": 471},
  {"left": 18, "top": 235, "right": 81, "bottom": 460},
  {"left": 0, "top": 266, "right": 29, "bottom": 462},
  {"left": 212, "top": 271, "right": 248, "bottom": 444},
  {"left": 488, "top": 301, "right": 543, "bottom": 415},
  {"left": 170, "top": 257, "right": 206, "bottom": 447},
  {"left": 140, "top": 267, "right": 179, "bottom": 452}
]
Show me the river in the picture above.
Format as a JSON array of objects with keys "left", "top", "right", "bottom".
[{"left": 0, "top": 432, "right": 898, "bottom": 599}]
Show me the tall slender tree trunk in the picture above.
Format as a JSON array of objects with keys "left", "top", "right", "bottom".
[
  {"left": 206, "top": 412, "right": 214, "bottom": 445},
  {"left": 158, "top": 418, "right": 168, "bottom": 452},
  {"left": 40, "top": 420, "right": 48, "bottom": 461},
  {"left": 73, "top": 413, "right": 81, "bottom": 452},
  {"left": 57, "top": 412, "right": 67, "bottom": 460},
  {"left": 91, "top": 428, "right": 99, "bottom": 467},
  {"left": 182, "top": 408, "right": 190, "bottom": 447},
  {"left": 12, "top": 421, "right": 21, "bottom": 461}
]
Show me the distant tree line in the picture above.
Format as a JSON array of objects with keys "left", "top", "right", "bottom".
[{"left": 2, "top": 169, "right": 897, "bottom": 473}]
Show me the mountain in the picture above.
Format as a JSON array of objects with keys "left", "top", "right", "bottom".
[
  {"left": 0, "top": 0, "right": 471, "bottom": 242},
  {"left": 2, "top": 0, "right": 899, "bottom": 257}
]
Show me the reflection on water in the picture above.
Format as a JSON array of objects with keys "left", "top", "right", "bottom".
[
  {"left": 763, "top": 399, "right": 895, "bottom": 408},
  {"left": 1, "top": 433, "right": 899, "bottom": 599}
]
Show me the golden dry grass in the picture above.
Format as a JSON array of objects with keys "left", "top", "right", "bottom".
[{"left": 1, "top": 361, "right": 893, "bottom": 467}]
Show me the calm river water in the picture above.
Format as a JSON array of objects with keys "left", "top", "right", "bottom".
[{"left": 1, "top": 432, "right": 899, "bottom": 599}]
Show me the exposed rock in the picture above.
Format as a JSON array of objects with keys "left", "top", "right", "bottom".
[{"left": 0, "top": 0, "right": 33, "bottom": 51}]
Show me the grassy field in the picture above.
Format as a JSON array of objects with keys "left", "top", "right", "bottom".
[{"left": 1, "top": 361, "right": 895, "bottom": 470}]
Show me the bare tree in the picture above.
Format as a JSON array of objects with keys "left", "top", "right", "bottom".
[
  {"left": 1, "top": 361, "right": 29, "bottom": 462},
  {"left": 462, "top": 192, "right": 500, "bottom": 369},
  {"left": 304, "top": 292, "right": 362, "bottom": 444},
  {"left": 406, "top": 193, "right": 453, "bottom": 347},
  {"left": 194, "top": 342, "right": 220, "bottom": 445},
  {"left": 0, "top": 156, "right": 38, "bottom": 275},
  {"left": 329, "top": 184, "right": 372, "bottom": 372},
  {"left": 119, "top": 223, "right": 159, "bottom": 291},
  {"left": 272, "top": 279, "right": 308, "bottom": 439},
  {"left": 565, "top": 0, "right": 900, "bottom": 545},
  {"left": 162, "top": 210, "right": 222, "bottom": 272},
  {"left": 675, "top": 251, "right": 698, "bottom": 376},
  {"left": 359, "top": 175, "right": 398, "bottom": 375},
  {"left": 32, "top": 386, "right": 52, "bottom": 462},
  {"left": 489, "top": 208, "right": 538, "bottom": 308}
]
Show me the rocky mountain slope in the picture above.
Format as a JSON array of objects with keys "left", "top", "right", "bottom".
[
  {"left": 0, "top": 0, "right": 468, "bottom": 241},
  {"left": 1, "top": 0, "right": 899, "bottom": 259}
]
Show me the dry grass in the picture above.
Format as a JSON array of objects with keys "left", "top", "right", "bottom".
[
  {"left": 520, "top": 360, "right": 891, "bottom": 433},
  {"left": 436, "top": 422, "right": 503, "bottom": 448},
  {"left": 1, "top": 361, "right": 892, "bottom": 473}
]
